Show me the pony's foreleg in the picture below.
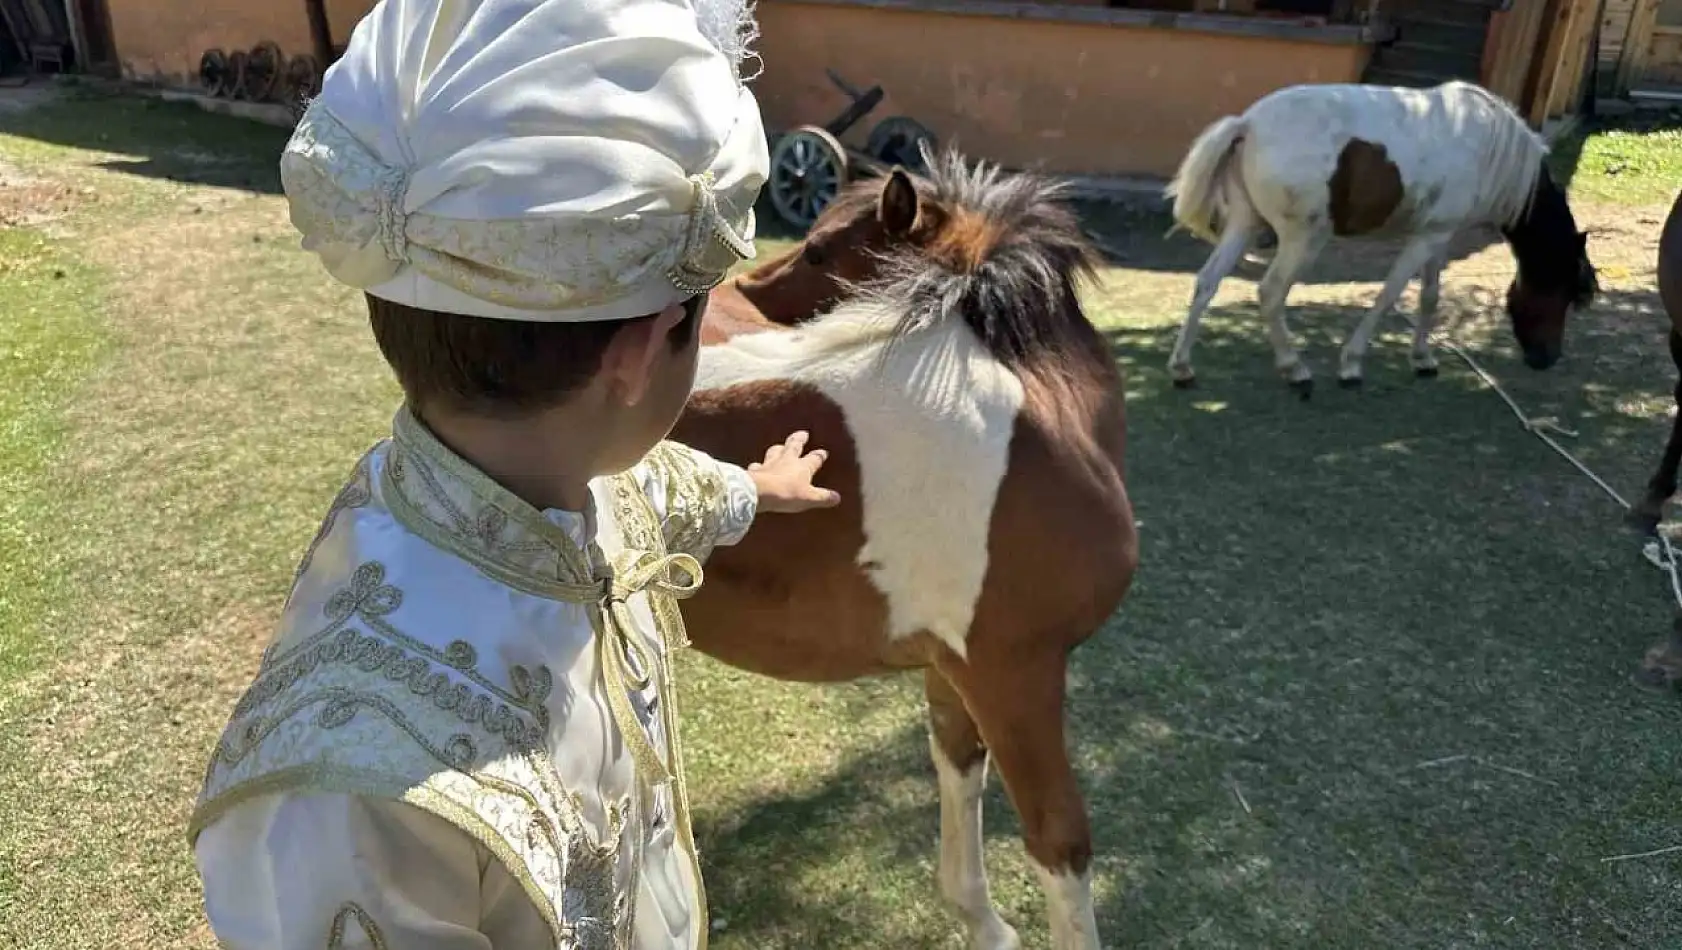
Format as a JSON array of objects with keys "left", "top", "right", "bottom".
[
  {"left": 1257, "top": 225, "right": 1327, "bottom": 399},
  {"left": 940, "top": 653, "right": 1098, "bottom": 950},
  {"left": 926, "top": 669, "right": 1021, "bottom": 950},
  {"left": 1628, "top": 329, "right": 1682, "bottom": 535},
  {"left": 1338, "top": 236, "right": 1448, "bottom": 387},
  {"left": 1169, "top": 215, "right": 1256, "bottom": 389},
  {"left": 1410, "top": 250, "right": 1449, "bottom": 378}
]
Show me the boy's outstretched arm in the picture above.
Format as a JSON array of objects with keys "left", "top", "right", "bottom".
[{"left": 636, "top": 431, "right": 840, "bottom": 561}]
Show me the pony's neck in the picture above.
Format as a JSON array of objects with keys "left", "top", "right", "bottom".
[
  {"left": 729, "top": 248, "right": 812, "bottom": 326},
  {"left": 1501, "top": 166, "right": 1575, "bottom": 283}
]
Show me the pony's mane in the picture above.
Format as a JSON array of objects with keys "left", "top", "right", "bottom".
[
  {"left": 1435, "top": 81, "right": 1548, "bottom": 229},
  {"left": 842, "top": 147, "right": 1102, "bottom": 372}
]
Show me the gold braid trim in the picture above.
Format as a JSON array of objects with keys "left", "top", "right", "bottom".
[{"left": 328, "top": 902, "right": 388, "bottom": 950}]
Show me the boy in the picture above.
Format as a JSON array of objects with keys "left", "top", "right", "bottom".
[{"left": 186, "top": 0, "right": 838, "bottom": 947}]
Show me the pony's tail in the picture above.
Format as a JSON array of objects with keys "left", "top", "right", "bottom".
[{"left": 1166, "top": 115, "right": 1249, "bottom": 244}]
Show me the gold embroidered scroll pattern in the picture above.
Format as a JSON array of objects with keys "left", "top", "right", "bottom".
[
  {"left": 635, "top": 442, "right": 754, "bottom": 560},
  {"left": 193, "top": 561, "right": 632, "bottom": 950},
  {"left": 280, "top": 448, "right": 377, "bottom": 625}
]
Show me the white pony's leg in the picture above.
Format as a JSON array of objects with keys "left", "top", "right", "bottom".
[
  {"left": 1338, "top": 236, "right": 1450, "bottom": 386},
  {"left": 1256, "top": 223, "right": 1327, "bottom": 398},
  {"left": 930, "top": 735, "right": 1021, "bottom": 950},
  {"left": 1169, "top": 211, "right": 1257, "bottom": 388},
  {"left": 1033, "top": 863, "right": 1100, "bottom": 950},
  {"left": 1411, "top": 249, "right": 1448, "bottom": 377},
  {"left": 926, "top": 673, "right": 1020, "bottom": 950}
]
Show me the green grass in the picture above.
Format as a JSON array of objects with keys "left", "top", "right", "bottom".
[
  {"left": 0, "top": 229, "right": 106, "bottom": 681},
  {"left": 2, "top": 92, "right": 1681, "bottom": 950},
  {"left": 1554, "top": 114, "right": 1682, "bottom": 205}
]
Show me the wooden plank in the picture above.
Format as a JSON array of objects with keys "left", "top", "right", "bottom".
[
  {"left": 1549, "top": 0, "right": 1598, "bottom": 112},
  {"left": 1487, "top": 0, "right": 1551, "bottom": 102},
  {"left": 1616, "top": 0, "right": 1660, "bottom": 90},
  {"left": 1528, "top": 0, "right": 1584, "bottom": 122}
]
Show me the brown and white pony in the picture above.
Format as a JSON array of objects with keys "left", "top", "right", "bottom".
[
  {"left": 1167, "top": 80, "right": 1596, "bottom": 397},
  {"left": 671, "top": 150, "right": 1137, "bottom": 950}
]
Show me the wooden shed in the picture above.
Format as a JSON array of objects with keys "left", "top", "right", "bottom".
[{"left": 1597, "top": 0, "right": 1682, "bottom": 99}]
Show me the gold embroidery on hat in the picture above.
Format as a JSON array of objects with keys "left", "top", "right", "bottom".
[{"left": 667, "top": 173, "right": 753, "bottom": 294}]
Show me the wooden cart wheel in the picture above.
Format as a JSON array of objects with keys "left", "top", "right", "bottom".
[
  {"left": 284, "top": 55, "right": 322, "bottom": 121},
  {"left": 768, "top": 126, "right": 849, "bottom": 230},
  {"left": 199, "top": 49, "right": 231, "bottom": 98},
  {"left": 866, "top": 116, "right": 936, "bottom": 174},
  {"left": 227, "top": 49, "right": 250, "bottom": 100},
  {"left": 243, "top": 41, "right": 284, "bottom": 102}
]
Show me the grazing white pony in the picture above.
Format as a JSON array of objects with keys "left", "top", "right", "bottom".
[{"left": 1166, "top": 79, "right": 1596, "bottom": 397}]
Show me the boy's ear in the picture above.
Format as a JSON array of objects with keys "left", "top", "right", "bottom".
[{"left": 600, "top": 304, "right": 687, "bottom": 407}]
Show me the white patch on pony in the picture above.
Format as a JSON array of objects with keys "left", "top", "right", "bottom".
[
  {"left": 696, "top": 303, "right": 1024, "bottom": 658},
  {"left": 929, "top": 737, "right": 1020, "bottom": 950},
  {"left": 1032, "top": 864, "right": 1100, "bottom": 950}
]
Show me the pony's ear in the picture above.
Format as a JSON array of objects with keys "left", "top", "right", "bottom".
[{"left": 879, "top": 167, "right": 919, "bottom": 236}]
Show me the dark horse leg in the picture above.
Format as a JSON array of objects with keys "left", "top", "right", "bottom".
[{"left": 1627, "top": 329, "right": 1682, "bottom": 536}]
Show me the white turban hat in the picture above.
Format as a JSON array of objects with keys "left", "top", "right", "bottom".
[{"left": 279, "top": 0, "right": 768, "bottom": 322}]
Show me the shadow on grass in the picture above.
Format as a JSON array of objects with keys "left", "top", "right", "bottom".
[
  {"left": 692, "top": 283, "right": 1682, "bottom": 949},
  {"left": 3, "top": 85, "right": 289, "bottom": 193}
]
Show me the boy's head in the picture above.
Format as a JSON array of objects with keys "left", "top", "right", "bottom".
[
  {"left": 278, "top": 0, "right": 766, "bottom": 466},
  {"left": 368, "top": 292, "right": 706, "bottom": 472}
]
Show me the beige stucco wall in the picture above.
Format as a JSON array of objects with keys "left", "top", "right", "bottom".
[
  {"left": 105, "top": 0, "right": 1368, "bottom": 178},
  {"left": 106, "top": 0, "right": 374, "bottom": 87},
  {"left": 755, "top": 0, "right": 1374, "bottom": 177},
  {"left": 107, "top": 0, "right": 315, "bottom": 85}
]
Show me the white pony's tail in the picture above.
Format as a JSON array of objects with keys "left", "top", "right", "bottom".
[{"left": 1166, "top": 115, "right": 1249, "bottom": 244}]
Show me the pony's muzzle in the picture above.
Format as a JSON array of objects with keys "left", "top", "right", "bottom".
[{"left": 1523, "top": 346, "right": 1560, "bottom": 371}]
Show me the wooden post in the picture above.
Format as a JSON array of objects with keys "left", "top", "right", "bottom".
[
  {"left": 305, "top": 0, "right": 334, "bottom": 68},
  {"left": 1615, "top": 0, "right": 1659, "bottom": 92},
  {"left": 1529, "top": 0, "right": 1585, "bottom": 123},
  {"left": 1549, "top": 0, "right": 1598, "bottom": 114}
]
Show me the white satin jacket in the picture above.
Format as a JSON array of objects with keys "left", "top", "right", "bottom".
[{"left": 189, "top": 407, "right": 757, "bottom": 950}]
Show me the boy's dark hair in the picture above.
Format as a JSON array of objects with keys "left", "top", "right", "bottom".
[{"left": 367, "top": 293, "right": 703, "bottom": 417}]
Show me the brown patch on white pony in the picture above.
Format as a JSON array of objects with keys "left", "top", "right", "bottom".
[
  {"left": 673, "top": 380, "right": 927, "bottom": 679},
  {"left": 1328, "top": 138, "right": 1404, "bottom": 237}
]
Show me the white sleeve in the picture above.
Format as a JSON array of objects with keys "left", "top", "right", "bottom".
[
  {"left": 633, "top": 440, "right": 759, "bottom": 560},
  {"left": 194, "top": 792, "right": 505, "bottom": 950}
]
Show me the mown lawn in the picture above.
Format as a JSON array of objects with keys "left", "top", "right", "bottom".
[{"left": 1, "top": 87, "right": 1679, "bottom": 949}]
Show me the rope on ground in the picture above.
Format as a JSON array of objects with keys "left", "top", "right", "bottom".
[{"left": 1436, "top": 336, "right": 1682, "bottom": 611}]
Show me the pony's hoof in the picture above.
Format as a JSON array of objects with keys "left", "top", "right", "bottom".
[
  {"left": 1171, "top": 376, "right": 1197, "bottom": 390},
  {"left": 1288, "top": 378, "right": 1313, "bottom": 401},
  {"left": 1337, "top": 376, "right": 1363, "bottom": 391},
  {"left": 1625, "top": 506, "right": 1663, "bottom": 537},
  {"left": 1415, "top": 366, "right": 1440, "bottom": 379}
]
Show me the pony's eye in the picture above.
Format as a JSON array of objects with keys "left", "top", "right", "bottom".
[{"left": 802, "top": 244, "right": 827, "bottom": 266}]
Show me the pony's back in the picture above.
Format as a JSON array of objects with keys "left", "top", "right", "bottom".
[{"left": 1238, "top": 80, "right": 1546, "bottom": 231}]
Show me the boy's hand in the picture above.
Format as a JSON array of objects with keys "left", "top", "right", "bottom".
[{"left": 747, "top": 431, "right": 842, "bottom": 513}]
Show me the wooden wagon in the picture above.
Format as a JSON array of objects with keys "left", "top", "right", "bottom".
[{"left": 766, "top": 69, "right": 937, "bottom": 230}]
